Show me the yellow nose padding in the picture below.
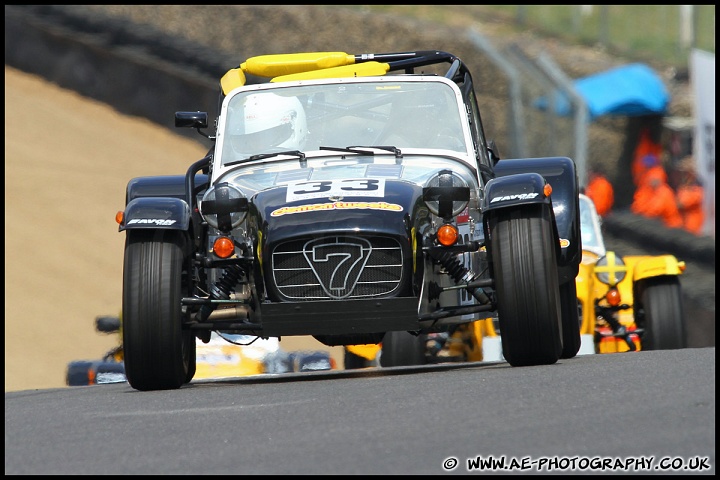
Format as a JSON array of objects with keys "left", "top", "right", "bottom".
[{"left": 220, "top": 67, "right": 247, "bottom": 95}]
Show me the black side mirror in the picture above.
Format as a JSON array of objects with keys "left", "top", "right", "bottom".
[
  {"left": 487, "top": 140, "right": 500, "bottom": 166},
  {"left": 175, "top": 111, "right": 214, "bottom": 139},
  {"left": 175, "top": 111, "right": 208, "bottom": 129}
]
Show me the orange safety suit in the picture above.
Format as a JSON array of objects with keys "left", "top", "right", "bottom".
[
  {"left": 632, "top": 128, "right": 663, "bottom": 186},
  {"left": 585, "top": 172, "right": 614, "bottom": 217},
  {"left": 677, "top": 183, "right": 704, "bottom": 235},
  {"left": 630, "top": 167, "right": 683, "bottom": 229}
]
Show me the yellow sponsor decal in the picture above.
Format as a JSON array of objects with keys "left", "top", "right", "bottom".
[
  {"left": 257, "top": 230, "right": 263, "bottom": 269},
  {"left": 271, "top": 201, "right": 403, "bottom": 217},
  {"left": 559, "top": 238, "right": 570, "bottom": 248}
]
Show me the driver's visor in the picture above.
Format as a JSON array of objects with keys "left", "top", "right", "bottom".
[{"left": 232, "top": 122, "right": 293, "bottom": 152}]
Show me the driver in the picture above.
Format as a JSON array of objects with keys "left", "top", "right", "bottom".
[
  {"left": 226, "top": 92, "right": 307, "bottom": 156},
  {"left": 378, "top": 89, "right": 464, "bottom": 150}
]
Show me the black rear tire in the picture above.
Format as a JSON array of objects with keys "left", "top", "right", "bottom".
[
  {"left": 184, "top": 333, "right": 197, "bottom": 384},
  {"left": 639, "top": 276, "right": 686, "bottom": 350},
  {"left": 122, "top": 230, "right": 194, "bottom": 391},
  {"left": 380, "top": 331, "right": 427, "bottom": 367},
  {"left": 489, "top": 204, "right": 562, "bottom": 366},
  {"left": 559, "top": 280, "right": 581, "bottom": 359}
]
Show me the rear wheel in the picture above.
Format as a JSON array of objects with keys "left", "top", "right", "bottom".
[
  {"left": 380, "top": 331, "right": 427, "bottom": 367},
  {"left": 489, "top": 204, "right": 562, "bottom": 366},
  {"left": 559, "top": 280, "right": 581, "bottom": 359},
  {"left": 122, "top": 230, "right": 194, "bottom": 391},
  {"left": 639, "top": 276, "right": 686, "bottom": 350},
  {"left": 184, "top": 333, "right": 197, "bottom": 383}
]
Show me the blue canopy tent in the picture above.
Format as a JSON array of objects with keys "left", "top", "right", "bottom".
[
  {"left": 531, "top": 62, "right": 670, "bottom": 193},
  {"left": 536, "top": 63, "right": 670, "bottom": 120}
]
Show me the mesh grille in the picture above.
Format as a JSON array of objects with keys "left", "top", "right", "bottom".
[{"left": 272, "top": 235, "right": 404, "bottom": 300}]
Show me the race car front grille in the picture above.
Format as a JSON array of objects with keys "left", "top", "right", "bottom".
[{"left": 272, "top": 235, "right": 404, "bottom": 300}]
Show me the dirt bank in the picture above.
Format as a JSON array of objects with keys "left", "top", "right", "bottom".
[{"left": 4, "top": 66, "right": 343, "bottom": 392}]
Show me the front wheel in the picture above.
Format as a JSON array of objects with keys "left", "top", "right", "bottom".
[
  {"left": 489, "top": 204, "right": 563, "bottom": 366},
  {"left": 638, "top": 276, "right": 686, "bottom": 350},
  {"left": 66, "top": 361, "right": 93, "bottom": 386},
  {"left": 380, "top": 331, "right": 427, "bottom": 367},
  {"left": 122, "top": 229, "right": 194, "bottom": 391}
]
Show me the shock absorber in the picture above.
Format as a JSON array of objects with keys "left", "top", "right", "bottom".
[
  {"left": 197, "top": 265, "right": 244, "bottom": 322},
  {"left": 430, "top": 249, "right": 490, "bottom": 304}
]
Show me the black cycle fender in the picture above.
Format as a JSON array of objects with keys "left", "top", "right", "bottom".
[
  {"left": 483, "top": 172, "right": 551, "bottom": 211},
  {"left": 492, "top": 156, "right": 581, "bottom": 284},
  {"left": 120, "top": 196, "right": 191, "bottom": 231}
]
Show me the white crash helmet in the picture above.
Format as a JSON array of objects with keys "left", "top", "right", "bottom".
[{"left": 228, "top": 92, "right": 307, "bottom": 154}]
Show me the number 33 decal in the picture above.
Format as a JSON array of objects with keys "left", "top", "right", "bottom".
[{"left": 286, "top": 179, "right": 385, "bottom": 202}]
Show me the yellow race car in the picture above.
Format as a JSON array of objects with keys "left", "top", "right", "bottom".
[
  {"left": 575, "top": 193, "right": 686, "bottom": 354},
  {"left": 344, "top": 193, "right": 687, "bottom": 368},
  {"left": 344, "top": 317, "right": 502, "bottom": 369}
]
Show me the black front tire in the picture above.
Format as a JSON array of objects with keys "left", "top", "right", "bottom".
[
  {"left": 122, "top": 230, "right": 194, "bottom": 391},
  {"left": 489, "top": 204, "right": 563, "bottom": 366},
  {"left": 66, "top": 361, "right": 93, "bottom": 386},
  {"left": 639, "top": 276, "right": 686, "bottom": 350},
  {"left": 380, "top": 331, "right": 427, "bottom": 367}
]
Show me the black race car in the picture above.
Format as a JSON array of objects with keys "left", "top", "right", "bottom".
[
  {"left": 66, "top": 315, "right": 126, "bottom": 386},
  {"left": 65, "top": 315, "right": 334, "bottom": 386},
  {"left": 117, "top": 50, "right": 582, "bottom": 391}
]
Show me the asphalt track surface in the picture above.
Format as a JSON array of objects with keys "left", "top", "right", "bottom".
[
  {"left": 4, "top": 70, "right": 713, "bottom": 475},
  {"left": 5, "top": 347, "right": 715, "bottom": 475}
]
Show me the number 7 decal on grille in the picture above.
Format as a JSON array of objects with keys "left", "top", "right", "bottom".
[{"left": 303, "top": 236, "right": 372, "bottom": 299}]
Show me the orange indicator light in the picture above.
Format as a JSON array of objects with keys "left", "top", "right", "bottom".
[
  {"left": 437, "top": 224, "right": 459, "bottom": 246},
  {"left": 606, "top": 288, "right": 621, "bottom": 307},
  {"left": 213, "top": 237, "right": 235, "bottom": 258}
]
